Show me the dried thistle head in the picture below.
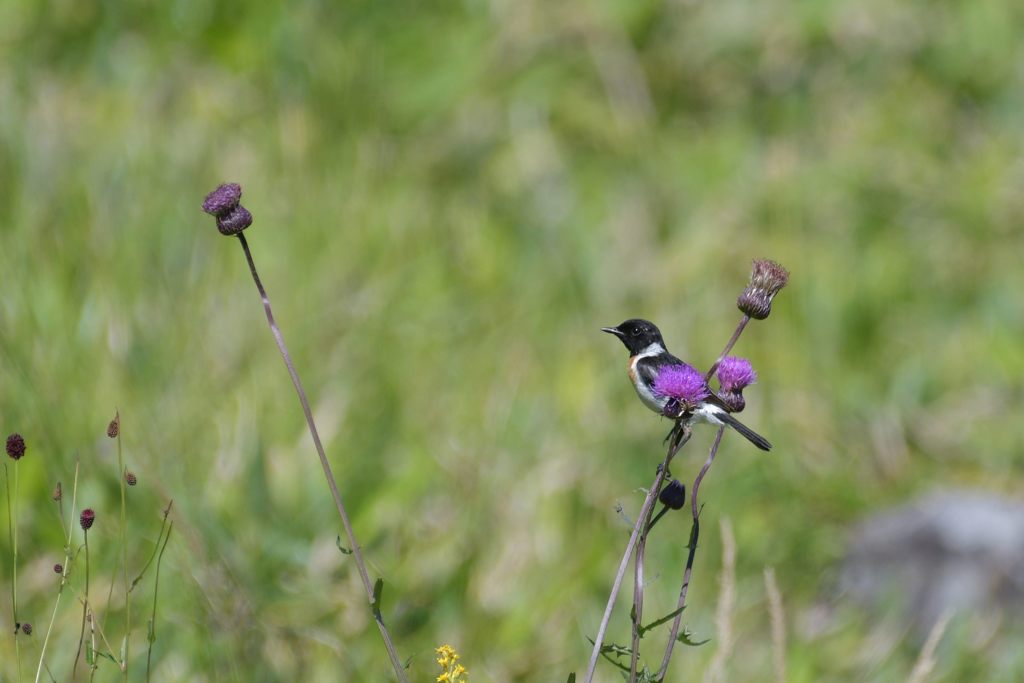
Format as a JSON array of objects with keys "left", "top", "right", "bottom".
[
  {"left": 737, "top": 258, "right": 789, "bottom": 320},
  {"left": 202, "top": 182, "right": 253, "bottom": 235}
]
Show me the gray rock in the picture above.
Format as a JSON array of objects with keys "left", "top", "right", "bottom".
[{"left": 840, "top": 490, "right": 1024, "bottom": 631}]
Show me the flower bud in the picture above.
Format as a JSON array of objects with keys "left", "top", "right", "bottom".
[
  {"left": 107, "top": 414, "right": 120, "bottom": 438},
  {"left": 202, "top": 183, "right": 253, "bottom": 235},
  {"left": 737, "top": 259, "right": 789, "bottom": 320},
  {"left": 21, "top": 623, "right": 32, "bottom": 636},
  {"left": 659, "top": 479, "right": 686, "bottom": 510},
  {"left": 54, "top": 563, "right": 63, "bottom": 574},
  {"left": 125, "top": 471, "right": 137, "bottom": 486}
]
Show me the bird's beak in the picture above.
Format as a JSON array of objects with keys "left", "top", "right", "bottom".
[{"left": 601, "top": 326, "right": 623, "bottom": 337}]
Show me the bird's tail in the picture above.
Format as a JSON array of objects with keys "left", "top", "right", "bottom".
[{"left": 715, "top": 411, "right": 772, "bottom": 451}]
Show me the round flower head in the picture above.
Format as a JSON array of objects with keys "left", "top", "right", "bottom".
[
  {"left": 80, "top": 508, "right": 96, "bottom": 531},
  {"left": 6, "top": 433, "right": 26, "bottom": 460},
  {"left": 716, "top": 356, "right": 757, "bottom": 393},
  {"left": 653, "top": 364, "right": 711, "bottom": 407},
  {"left": 21, "top": 623, "right": 32, "bottom": 636}
]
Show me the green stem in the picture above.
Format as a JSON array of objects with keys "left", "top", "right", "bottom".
[
  {"left": 146, "top": 522, "right": 173, "bottom": 682},
  {"left": 117, "top": 417, "right": 129, "bottom": 679},
  {"left": 35, "top": 462, "right": 80, "bottom": 683}
]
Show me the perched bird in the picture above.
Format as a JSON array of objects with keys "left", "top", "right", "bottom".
[{"left": 602, "top": 318, "right": 771, "bottom": 451}]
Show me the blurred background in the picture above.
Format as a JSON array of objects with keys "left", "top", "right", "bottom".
[{"left": 2, "top": 0, "right": 1023, "bottom": 680}]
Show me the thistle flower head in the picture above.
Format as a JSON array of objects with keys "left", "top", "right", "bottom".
[
  {"left": 659, "top": 479, "right": 686, "bottom": 510},
  {"left": 652, "top": 364, "right": 711, "bottom": 407},
  {"left": 6, "top": 433, "right": 26, "bottom": 460},
  {"left": 737, "top": 258, "right": 789, "bottom": 320},
  {"left": 80, "top": 508, "right": 96, "bottom": 531},
  {"left": 716, "top": 357, "right": 757, "bottom": 393},
  {"left": 202, "top": 182, "right": 253, "bottom": 235}
]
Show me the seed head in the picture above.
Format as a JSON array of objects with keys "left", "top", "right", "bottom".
[
  {"left": 52, "top": 482, "right": 62, "bottom": 502},
  {"left": 737, "top": 258, "right": 789, "bottom": 320},
  {"left": 125, "top": 471, "right": 137, "bottom": 486},
  {"left": 80, "top": 508, "right": 96, "bottom": 531},
  {"left": 54, "top": 563, "right": 63, "bottom": 574},
  {"left": 202, "top": 183, "right": 253, "bottom": 235},
  {"left": 6, "top": 433, "right": 26, "bottom": 460},
  {"left": 21, "top": 623, "right": 32, "bottom": 636},
  {"left": 659, "top": 479, "right": 686, "bottom": 510},
  {"left": 107, "top": 414, "right": 120, "bottom": 438}
]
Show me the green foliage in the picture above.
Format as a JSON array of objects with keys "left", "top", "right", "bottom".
[{"left": 3, "top": 0, "right": 1024, "bottom": 680}]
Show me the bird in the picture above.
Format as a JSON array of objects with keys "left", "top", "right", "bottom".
[{"left": 602, "top": 318, "right": 771, "bottom": 451}]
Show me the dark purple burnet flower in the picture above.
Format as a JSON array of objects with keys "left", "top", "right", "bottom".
[
  {"left": 80, "top": 508, "right": 96, "bottom": 531},
  {"left": 737, "top": 258, "right": 789, "bottom": 320},
  {"left": 202, "top": 182, "right": 253, "bottom": 235},
  {"left": 6, "top": 433, "right": 26, "bottom": 460},
  {"left": 716, "top": 356, "right": 757, "bottom": 413},
  {"left": 653, "top": 363, "right": 711, "bottom": 415}
]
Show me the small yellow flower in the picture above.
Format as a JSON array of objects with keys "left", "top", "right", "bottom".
[{"left": 434, "top": 644, "right": 468, "bottom": 682}]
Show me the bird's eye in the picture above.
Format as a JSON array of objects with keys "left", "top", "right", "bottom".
[{"left": 631, "top": 327, "right": 641, "bottom": 336}]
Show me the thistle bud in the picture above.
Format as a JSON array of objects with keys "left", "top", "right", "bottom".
[
  {"left": 6, "top": 433, "right": 26, "bottom": 460},
  {"left": 80, "top": 508, "right": 96, "bottom": 531},
  {"left": 737, "top": 259, "right": 789, "bottom": 320},
  {"left": 659, "top": 479, "right": 686, "bottom": 510},
  {"left": 54, "top": 563, "right": 63, "bottom": 574},
  {"left": 202, "top": 183, "right": 253, "bottom": 235}
]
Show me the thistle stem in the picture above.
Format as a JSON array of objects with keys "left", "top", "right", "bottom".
[
  {"left": 657, "top": 426, "right": 724, "bottom": 679},
  {"left": 704, "top": 316, "right": 750, "bottom": 382},
  {"left": 236, "top": 233, "right": 407, "bottom": 683},
  {"left": 583, "top": 427, "right": 691, "bottom": 683}
]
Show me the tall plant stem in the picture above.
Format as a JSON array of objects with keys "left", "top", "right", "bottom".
[
  {"left": 657, "top": 426, "right": 724, "bottom": 680},
  {"left": 583, "top": 427, "right": 691, "bottom": 683},
  {"left": 116, "top": 416, "right": 129, "bottom": 679},
  {"left": 35, "top": 462, "right": 80, "bottom": 683},
  {"left": 704, "top": 316, "right": 750, "bottom": 382},
  {"left": 7, "top": 462, "right": 22, "bottom": 683},
  {"left": 236, "top": 234, "right": 407, "bottom": 683}
]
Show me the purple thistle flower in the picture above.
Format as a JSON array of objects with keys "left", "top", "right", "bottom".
[
  {"left": 716, "top": 356, "right": 757, "bottom": 393},
  {"left": 653, "top": 364, "right": 711, "bottom": 405}
]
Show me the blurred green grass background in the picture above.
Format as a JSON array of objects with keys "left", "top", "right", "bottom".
[{"left": 2, "top": 0, "right": 1024, "bottom": 680}]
